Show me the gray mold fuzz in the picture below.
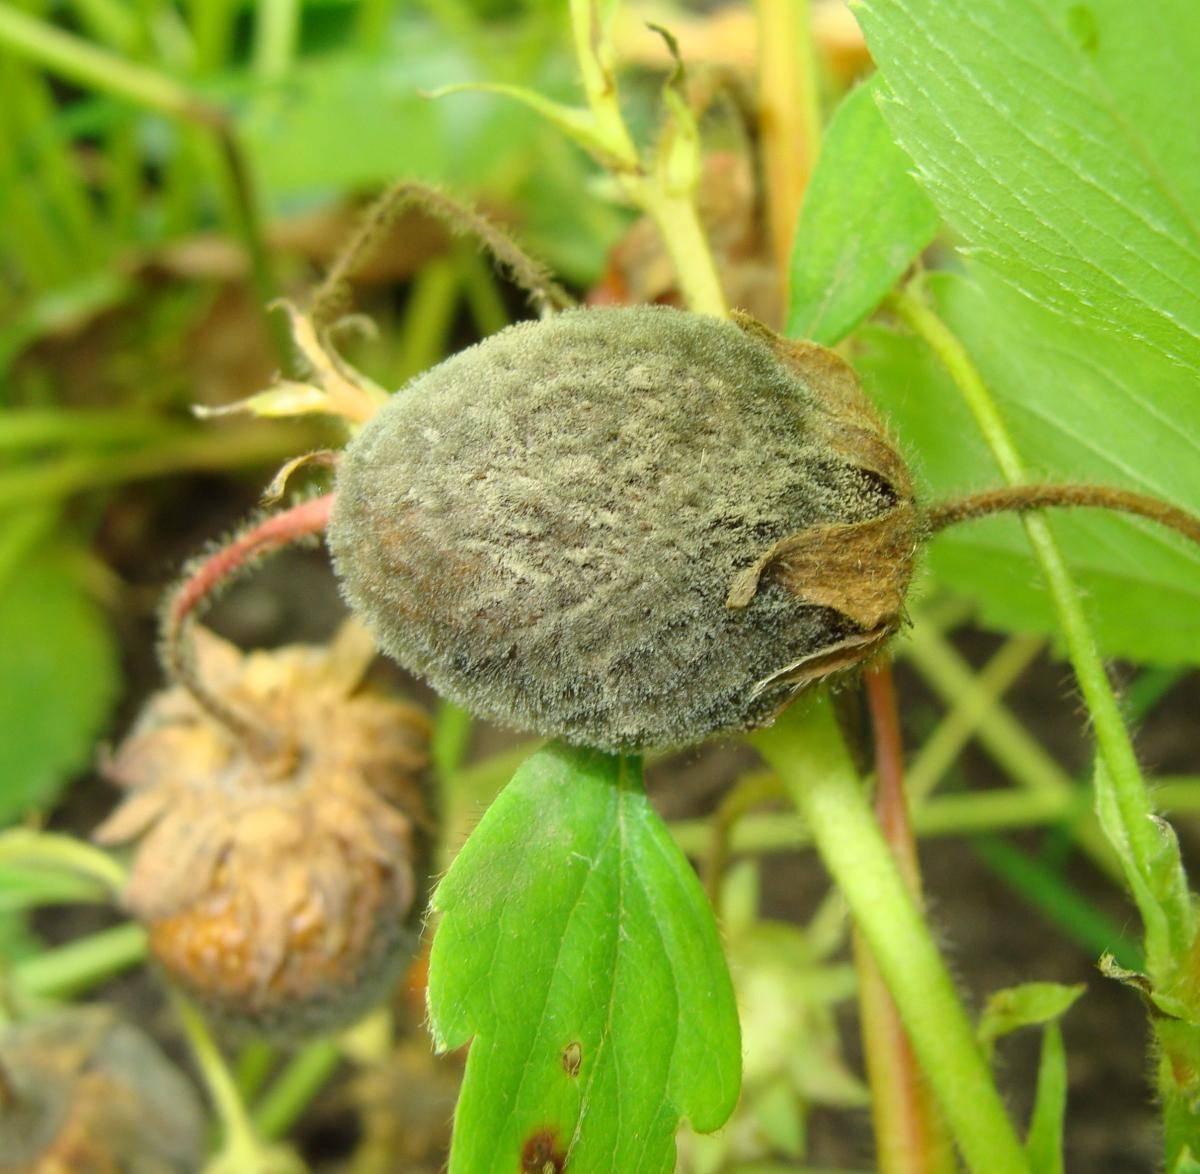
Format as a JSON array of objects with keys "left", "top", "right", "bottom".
[{"left": 330, "top": 306, "right": 889, "bottom": 750}]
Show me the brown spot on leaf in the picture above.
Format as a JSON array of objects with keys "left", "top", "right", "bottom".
[
  {"left": 520, "top": 1128, "right": 566, "bottom": 1173},
  {"left": 561, "top": 1041, "right": 582, "bottom": 1077}
]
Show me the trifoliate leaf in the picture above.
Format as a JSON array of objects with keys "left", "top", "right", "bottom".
[
  {"left": 787, "top": 75, "right": 939, "bottom": 346},
  {"left": 427, "top": 743, "right": 741, "bottom": 1172}
]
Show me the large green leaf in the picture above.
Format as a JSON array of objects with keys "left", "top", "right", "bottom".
[
  {"left": 856, "top": 0, "right": 1200, "bottom": 376},
  {"left": 848, "top": 0, "right": 1200, "bottom": 663},
  {"left": 0, "top": 554, "right": 118, "bottom": 823},
  {"left": 855, "top": 270, "right": 1200, "bottom": 664},
  {"left": 427, "top": 743, "right": 741, "bottom": 1173},
  {"left": 787, "top": 75, "right": 938, "bottom": 346}
]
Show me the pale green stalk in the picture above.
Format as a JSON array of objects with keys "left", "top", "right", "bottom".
[
  {"left": 891, "top": 286, "right": 1194, "bottom": 980},
  {"left": 0, "top": 829, "right": 126, "bottom": 894},
  {"left": 0, "top": 423, "right": 316, "bottom": 508},
  {"left": 174, "top": 995, "right": 267, "bottom": 1170},
  {"left": 566, "top": 0, "right": 727, "bottom": 317},
  {"left": 904, "top": 633, "right": 1045, "bottom": 803},
  {"left": 751, "top": 696, "right": 1030, "bottom": 1174},
  {"left": 13, "top": 923, "right": 147, "bottom": 1000},
  {"left": 253, "top": 1039, "right": 342, "bottom": 1141},
  {"left": 670, "top": 782, "right": 1084, "bottom": 858},
  {"left": 901, "top": 620, "right": 1119, "bottom": 881},
  {"left": 253, "top": 0, "right": 299, "bottom": 80}
]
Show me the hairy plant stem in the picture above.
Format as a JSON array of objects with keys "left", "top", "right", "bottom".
[
  {"left": 928, "top": 484, "right": 1200, "bottom": 548},
  {"left": 751, "top": 695, "right": 1030, "bottom": 1174},
  {"left": 163, "top": 493, "right": 334, "bottom": 754},
  {"left": 890, "top": 285, "right": 1194, "bottom": 983},
  {"left": 856, "top": 665, "right": 955, "bottom": 1174},
  {"left": 311, "top": 181, "right": 574, "bottom": 328}
]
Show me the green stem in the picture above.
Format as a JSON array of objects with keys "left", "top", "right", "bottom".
[
  {"left": 891, "top": 286, "right": 1194, "bottom": 980},
  {"left": 252, "top": 1038, "right": 342, "bottom": 1141},
  {"left": 0, "top": 5, "right": 207, "bottom": 121},
  {"left": 561, "top": 0, "right": 727, "bottom": 318},
  {"left": 174, "top": 994, "right": 267, "bottom": 1170},
  {"left": 904, "top": 633, "right": 1044, "bottom": 805},
  {"left": 634, "top": 184, "right": 729, "bottom": 317},
  {"left": 457, "top": 240, "right": 511, "bottom": 337},
  {"left": 567, "top": 0, "right": 638, "bottom": 165},
  {"left": 253, "top": 0, "right": 299, "bottom": 80},
  {"left": 0, "top": 829, "right": 126, "bottom": 894},
  {"left": 901, "top": 620, "right": 1118, "bottom": 881},
  {"left": 397, "top": 255, "right": 461, "bottom": 381},
  {"left": 670, "top": 777, "right": 1200, "bottom": 860},
  {"left": 235, "top": 1042, "right": 277, "bottom": 1103},
  {"left": 0, "top": 422, "right": 316, "bottom": 508},
  {"left": 750, "top": 696, "right": 1030, "bottom": 1174},
  {"left": 13, "top": 922, "right": 147, "bottom": 1000},
  {"left": 0, "top": 408, "right": 180, "bottom": 451}
]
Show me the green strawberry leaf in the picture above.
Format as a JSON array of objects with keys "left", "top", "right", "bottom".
[
  {"left": 0, "top": 550, "right": 118, "bottom": 824},
  {"left": 855, "top": 0, "right": 1200, "bottom": 377},
  {"left": 787, "top": 75, "right": 939, "bottom": 346},
  {"left": 855, "top": 269, "right": 1200, "bottom": 665},
  {"left": 846, "top": 0, "right": 1200, "bottom": 664},
  {"left": 427, "top": 743, "right": 741, "bottom": 1172}
]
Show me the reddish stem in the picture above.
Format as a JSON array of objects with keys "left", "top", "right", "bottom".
[
  {"left": 927, "top": 482, "right": 1200, "bottom": 547},
  {"left": 856, "top": 662, "right": 954, "bottom": 1174},
  {"left": 866, "top": 664, "right": 922, "bottom": 897},
  {"left": 162, "top": 493, "right": 335, "bottom": 754}
]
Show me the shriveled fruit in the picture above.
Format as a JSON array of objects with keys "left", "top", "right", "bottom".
[
  {"left": 0, "top": 1007, "right": 205, "bottom": 1173},
  {"left": 330, "top": 305, "right": 915, "bottom": 751},
  {"left": 96, "top": 622, "right": 431, "bottom": 1038}
]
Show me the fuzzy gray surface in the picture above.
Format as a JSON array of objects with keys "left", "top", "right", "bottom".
[{"left": 330, "top": 306, "right": 891, "bottom": 750}]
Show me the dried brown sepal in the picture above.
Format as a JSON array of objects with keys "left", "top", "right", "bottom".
[
  {"left": 727, "top": 313, "right": 918, "bottom": 687},
  {"left": 96, "top": 622, "right": 432, "bottom": 1038},
  {"left": 0, "top": 1008, "right": 205, "bottom": 1173},
  {"left": 727, "top": 506, "right": 918, "bottom": 631}
]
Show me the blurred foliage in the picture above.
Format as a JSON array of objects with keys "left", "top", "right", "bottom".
[{"left": 0, "top": 0, "right": 638, "bottom": 828}]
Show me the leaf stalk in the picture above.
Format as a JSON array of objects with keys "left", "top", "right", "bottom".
[{"left": 751, "top": 694, "right": 1031, "bottom": 1174}]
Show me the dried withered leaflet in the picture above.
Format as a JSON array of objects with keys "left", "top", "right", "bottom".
[
  {"left": 96, "top": 622, "right": 431, "bottom": 1038},
  {"left": 330, "top": 305, "right": 915, "bottom": 751},
  {"left": 0, "top": 1007, "right": 205, "bottom": 1173}
]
